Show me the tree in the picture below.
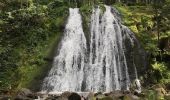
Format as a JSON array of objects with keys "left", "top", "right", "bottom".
[{"left": 152, "top": 0, "right": 166, "bottom": 45}]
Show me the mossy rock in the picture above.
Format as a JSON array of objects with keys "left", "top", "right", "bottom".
[
  {"left": 130, "top": 25, "right": 138, "bottom": 33},
  {"left": 123, "top": 94, "right": 139, "bottom": 100},
  {"left": 143, "top": 89, "right": 165, "bottom": 100},
  {"left": 99, "top": 96, "right": 113, "bottom": 100}
]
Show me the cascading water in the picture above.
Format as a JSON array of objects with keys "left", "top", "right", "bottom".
[
  {"left": 42, "top": 8, "right": 87, "bottom": 92},
  {"left": 85, "top": 5, "right": 130, "bottom": 92},
  {"left": 42, "top": 5, "right": 145, "bottom": 93}
]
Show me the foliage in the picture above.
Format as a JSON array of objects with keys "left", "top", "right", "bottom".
[
  {"left": 144, "top": 90, "right": 165, "bottom": 100},
  {"left": 80, "top": 4, "right": 92, "bottom": 38},
  {"left": 115, "top": 3, "right": 170, "bottom": 85},
  {"left": 0, "top": 0, "right": 68, "bottom": 90},
  {"left": 151, "top": 61, "right": 170, "bottom": 83},
  {"left": 0, "top": 0, "right": 170, "bottom": 91}
]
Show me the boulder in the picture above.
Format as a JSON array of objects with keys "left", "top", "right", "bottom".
[
  {"left": 55, "top": 91, "right": 72, "bottom": 100},
  {"left": 61, "top": 91, "right": 72, "bottom": 97},
  {"left": 68, "top": 93, "right": 81, "bottom": 100},
  {"left": 36, "top": 92, "right": 48, "bottom": 100},
  {"left": 94, "top": 92, "right": 105, "bottom": 99},
  {"left": 94, "top": 92, "right": 102, "bottom": 97},
  {"left": 45, "top": 95, "right": 60, "bottom": 100},
  {"left": 55, "top": 92, "right": 81, "bottom": 100},
  {"left": 123, "top": 90, "right": 131, "bottom": 94},
  {"left": 123, "top": 94, "right": 140, "bottom": 100},
  {"left": 99, "top": 96, "right": 113, "bottom": 100},
  {"left": 106, "top": 91, "right": 124, "bottom": 99}
]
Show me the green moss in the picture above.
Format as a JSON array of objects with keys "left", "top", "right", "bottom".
[
  {"left": 0, "top": 2, "right": 68, "bottom": 90},
  {"left": 99, "top": 4, "right": 106, "bottom": 14},
  {"left": 114, "top": 4, "right": 170, "bottom": 86},
  {"left": 16, "top": 32, "right": 62, "bottom": 91},
  {"left": 114, "top": 5, "right": 155, "bottom": 50},
  {"left": 80, "top": 4, "right": 92, "bottom": 41}
]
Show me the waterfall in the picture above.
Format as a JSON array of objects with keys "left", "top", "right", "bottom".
[
  {"left": 86, "top": 5, "right": 130, "bottom": 92},
  {"left": 42, "top": 5, "right": 143, "bottom": 93},
  {"left": 42, "top": 8, "right": 87, "bottom": 92}
]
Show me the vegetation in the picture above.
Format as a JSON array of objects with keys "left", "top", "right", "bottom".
[
  {"left": 0, "top": 0, "right": 170, "bottom": 94},
  {"left": 115, "top": 0, "right": 170, "bottom": 86},
  {"left": 0, "top": 0, "right": 68, "bottom": 90}
]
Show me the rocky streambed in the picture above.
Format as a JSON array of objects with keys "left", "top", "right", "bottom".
[{"left": 1, "top": 85, "right": 170, "bottom": 100}]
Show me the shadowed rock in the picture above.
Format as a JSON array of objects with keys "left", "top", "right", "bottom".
[{"left": 68, "top": 93, "right": 81, "bottom": 100}]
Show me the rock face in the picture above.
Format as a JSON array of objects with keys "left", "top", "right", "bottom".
[
  {"left": 123, "top": 26, "right": 147, "bottom": 81},
  {"left": 158, "top": 36, "right": 170, "bottom": 51},
  {"left": 111, "top": 5, "right": 147, "bottom": 84}
]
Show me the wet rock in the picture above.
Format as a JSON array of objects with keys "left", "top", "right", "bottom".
[
  {"left": 36, "top": 92, "right": 48, "bottom": 99},
  {"left": 14, "top": 96, "right": 31, "bottom": 100},
  {"left": 108, "top": 90, "right": 124, "bottom": 98},
  {"left": 78, "top": 92, "right": 89, "bottom": 99},
  {"left": 94, "top": 92, "right": 105, "bottom": 99},
  {"left": 81, "top": 96, "right": 86, "bottom": 100},
  {"left": 86, "top": 92, "right": 94, "bottom": 100},
  {"left": 53, "top": 92, "right": 81, "bottom": 100},
  {"left": 106, "top": 91, "right": 140, "bottom": 100},
  {"left": 94, "top": 92, "right": 102, "bottom": 97},
  {"left": 99, "top": 96, "right": 113, "bottom": 100},
  {"left": 134, "top": 91, "right": 145, "bottom": 97},
  {"left": 68, "top": 93, "right": 81, "bottom": 100},
  {"left": 45, "top": 95, "right": 60, "bottom": 100},
  {"left": 55, "top": 91, "right": 72, "bottom": 100},
  {"left": 123, "top": 25, "right": 147, "bottom": 82},
  {"left": 123, "top": 90, "right": 131, "bottom": 94},
  {"left": 123, "top": 94, "right": 140, "bottom": 100},
  {"left": 134, "top": 79, "right": 142, "bottom": 93},
  {"left": 27, "top": 93, "right": 38, "bottom": 99},
  {"left": 61, "top": 91, "right": 72, "bottom": 98}
]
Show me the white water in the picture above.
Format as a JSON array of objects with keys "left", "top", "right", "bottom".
[
  {"left": 42, "top": 8, "right": 87, "bottom": 92},
  {"left": 42, "top": 6, "right": 140, "bottom": 93},
  {"left": 85, "top": 6, "right": 130, "bottom": 92}
]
